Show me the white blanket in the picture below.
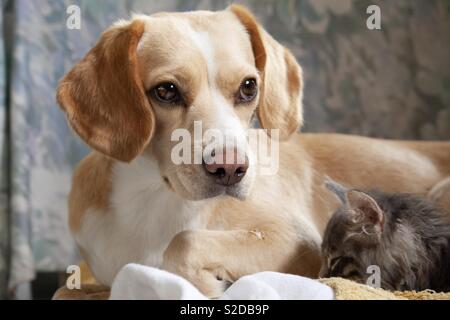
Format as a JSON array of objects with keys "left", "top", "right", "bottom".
[{"left": 109, "top": 263, "right": 334, "bottom": 300}]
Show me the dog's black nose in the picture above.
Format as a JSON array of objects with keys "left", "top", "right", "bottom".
[{"left": 203, "top": 148, "right": 248, "bottom": 186}]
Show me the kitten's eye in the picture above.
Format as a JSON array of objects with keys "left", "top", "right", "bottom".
[
  {"left": 236, "top": 78, "right": 257, "bottom": 104},
  {"left": 330, "top": 257, "right": 342, "bottom": 268},
  {"left": 152, "top": 82, "right": 181, "bottom": 104}
]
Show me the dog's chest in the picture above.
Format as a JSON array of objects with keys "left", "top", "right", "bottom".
[{"left": 75, "top": 158, "right": 208, "bottom": 285}]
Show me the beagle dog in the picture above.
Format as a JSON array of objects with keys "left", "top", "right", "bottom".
[{"left": 56, "top": 5, "right": 450, "bottom": 298}]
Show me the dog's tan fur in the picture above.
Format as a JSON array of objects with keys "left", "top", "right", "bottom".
[
  {"left": 68, "top": 152, "right": 113, "bottom": 232},
  {"left": 56, "top": 5, "right": 450, "bottom": 298}
]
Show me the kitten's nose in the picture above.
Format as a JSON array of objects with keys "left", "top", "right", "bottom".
[
  {"left": 318, "top": 265, "right": 329, "bottom": 278},
  {"left": 203, "top": 148, "right": 249, "bottom": 186}
]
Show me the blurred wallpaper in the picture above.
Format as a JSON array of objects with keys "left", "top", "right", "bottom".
[{"left": 0, "top": 0, "right": 449, "bottom": 298}]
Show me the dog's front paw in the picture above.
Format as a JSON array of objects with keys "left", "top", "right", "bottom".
[{"left": 162, "top": 230, "right": 231, "bottom": 298}]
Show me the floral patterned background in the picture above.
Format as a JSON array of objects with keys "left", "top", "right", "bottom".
[
  {"left": 0, "top": 0, "right": 8, "bottom": 299},
  {"left": 0, "top": 0, "right": 449, "bottom": 298}
]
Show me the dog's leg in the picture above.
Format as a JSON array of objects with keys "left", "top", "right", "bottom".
[
  {"left": 428, "top": 177, "right": 450, "bottom": 212},
  {"left": 162, "top": 228, "right": 321, "bottom": 298}
]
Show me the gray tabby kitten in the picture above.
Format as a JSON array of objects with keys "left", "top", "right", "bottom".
[{"left": 320, "top": 179, "right": 450, "bottom": 292}]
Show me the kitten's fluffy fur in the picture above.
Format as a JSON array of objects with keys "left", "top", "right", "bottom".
[{"left": 320, "top": 180, "right": 450, "bottom": 291}]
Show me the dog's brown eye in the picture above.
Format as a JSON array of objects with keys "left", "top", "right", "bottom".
[
  {"left": 237, "top": 78, "right": 257, "bottom": 103},
  {"left": 153, "top": 82, "right": 180, "bottom": 104}
]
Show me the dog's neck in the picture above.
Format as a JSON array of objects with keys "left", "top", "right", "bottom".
[
  {"left": 110, "top": 154, "right": 212, "bottom": 214},
  {"left": 111, "top": 155, "right": 167, "bottom": 201},
  {"left": 109, "top": 155, "right": 211, "bottom": 244}
]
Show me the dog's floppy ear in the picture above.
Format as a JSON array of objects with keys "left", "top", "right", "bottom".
[
  {"left": 230, "top": 5, "right": 303, "bottom": 140},
  {"left": 56, "top": 20, "right": 154, "bottom": 162}
]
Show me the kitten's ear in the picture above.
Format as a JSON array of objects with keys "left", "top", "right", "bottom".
[
  {"left": 346, "top": 191, "right": 384, "bottom": 227},
  {"left": 325, "top": 178, "right": 350, "bottom": 204}
]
